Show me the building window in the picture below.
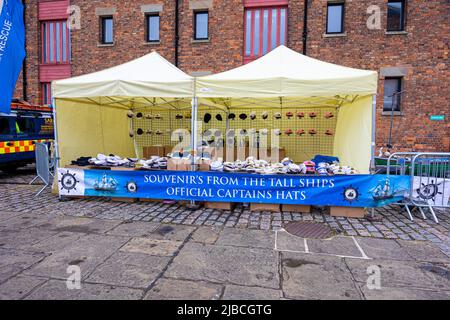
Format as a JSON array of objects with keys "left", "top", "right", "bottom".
[
  {"left": 146, "top": 14, "right": 160, "bottom": 42},
  {"left": 41, "top": 21, "right": 70, "bottom": 64},
  {"left": 326, "top": 2, "right": 344, "bottom": 34},
  {"left": 383, "top": 77, "right": 402, "bottom": 112},
  {"left": 41, "top": 83, "right": 51, "bottom": 105},
  {"left": 387, "top": 0, "right": 405, "bottom": 31},
  {"left": 100, "top": 16, "right": 114, "bottom": 44},
  {"left": 194, "top": 11, "right": 209, "bottom": 40},
  {"left": 244, "top": 6, "right": 287, "bottom": 62}
]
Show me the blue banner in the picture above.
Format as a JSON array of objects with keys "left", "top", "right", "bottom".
[
  {"left": 58, "top": 168, "right": 411, "bottom": 208},
  {"left": 0, "top": 0, "right": 26, "bottom": 114}
]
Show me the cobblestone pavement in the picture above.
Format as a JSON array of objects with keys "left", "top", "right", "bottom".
[{"left": 1, "top": 177, "right": 449, "bottom": 254}]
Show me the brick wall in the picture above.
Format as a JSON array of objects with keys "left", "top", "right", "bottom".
[{"left": 13, "top": 0, "right": 450, "bottom": 152}]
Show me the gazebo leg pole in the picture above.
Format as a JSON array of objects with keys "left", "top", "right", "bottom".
[
  {"left": 52, "top": 97, "right": 61, "bottom": 200},
  {"left": 188, "top": 96, "right": 199, "bottom": 209},
  {"left": 370, "top": 94, "right": 377, "bottom": 173}
]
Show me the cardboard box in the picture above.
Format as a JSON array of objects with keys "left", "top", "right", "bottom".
[
  {"left": 282, "top": 204, "right": 311, "bottom": 213},
  {"left": 205, "top": 202, "right": 237, "bottom": 211},
  {"left": 198, "top": 160, "right": 211, "bottom": 171},
  {"left": 143, "top": 145, "right": 165, "bottom": 159},
  {"left": 330, "top": 207, "right": 366, "bottom": 218},
  {"left": 167, "top": 159, "right": 193, "bottom": 171},
  {"left": 250, "top": 203, "right": 281, "bottom": 213}
]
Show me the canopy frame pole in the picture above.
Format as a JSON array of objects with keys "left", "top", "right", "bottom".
[
  {"left": 370, "top": 94, "right": 377, "bottom": 173},
  {"left": 51, "top": 97, "right": 61, "bottom": 199}
]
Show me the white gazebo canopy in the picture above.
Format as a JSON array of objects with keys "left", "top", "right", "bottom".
[
  {"left": 196, "top": 45, "right": 377, "bottom": 99},
  {"left": 52, "top": 51, "right": 194, "bottom": 101}
]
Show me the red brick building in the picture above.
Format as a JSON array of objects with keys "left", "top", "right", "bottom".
[{"left": 14, "top": 0, "right": 449, "bottom": 152}]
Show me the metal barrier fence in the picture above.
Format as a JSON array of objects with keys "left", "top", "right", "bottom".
[
  {"left": 385, "top": 152, "right": 450, "bottom": 223},
  {"left": 30, "top": 142, "right": 53, "bottom": 196}
]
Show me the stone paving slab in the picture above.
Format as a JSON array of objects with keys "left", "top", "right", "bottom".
[
  {"left": 0, "top": 227, "right": 58, "bottom": 251},
  {"left": 307, "top": 236, "right": 363, "bottom": 258},
  {"left": 24, "top": 234, "right": 130, "bottom": 280},
  {"left": 0, "top": 248, "right": 47, "bottom": 283},
  {"left": 144, "top": 278, "right": 222, "bottom": 300},
  {"left": 359, "top": 283, "right": 450, "bottom": 300},
  {"left": 275, "top": 230, "right": 306, "bottom": 252},
  {"left": 215, "top": 228, "right": 275, "bottom": 249},
  {"left": 40, "top": 216, "right": 123, "bottom": 234},
  {"left": 107, "top": 221, "right": 161, "bottom": 237},
  {"left": 0, "top": 211, "right": 25, "bottom": 222},
  {"left": 222, "top": 285, "right": 283, "bottom": 300},
  {"left": 166, "top": 242, "right": 280, "bottom": 289},
  {"left": 190, "top": 227, "right": 222, "bottom": 244},
  {"left": 397, "top": 239, "right": 450, "bottom": 263},
  {"left": 86, "top": 251, "right": 171, "bottom": 289},
  {"left": 0, "top": 275, "right": 47, "bottom": 300},
  {"left": 345, "top": 259, "right": 450, "bottom": 291},
  {"left": 281, "top": 252, "right": 361, "bottom": 300},
  {"left": 120, "top": 238, "right": 183, "bottom": 257},
  {"left": 356, "top": 237, "right": 414, "bottom": 261},
  {"left": 25, "top": 279, "right": 143, "bottom": 300}
]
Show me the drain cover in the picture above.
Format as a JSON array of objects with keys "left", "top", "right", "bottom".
[{"left": 284, "top": 221, "right": 334, "bottom": 239}]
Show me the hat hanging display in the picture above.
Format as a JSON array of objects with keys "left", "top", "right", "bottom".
[
  {"left": 248, "top": 128, "right": 257, "bottom": 134},
  {"left": 296, "top": 129, "right": 305, "bottom": 136},
  {"left": 203, "top": 129, "right": 212, "bottom": 136},
  {"left": 136, "top": 128, "right": 144, "bottom": 135},
  {"left": 309, "top": 129, "right": 317, "bottom": 135},
  {"left": 145, "top": 114, "right": 153, "bottom": 119},
  {"left": 260, "top": 128, "right": 269, "bottom": 135},
  {"left": 285, "top": 129, "right": 293, "bottom": 135},
  {"left": 325, "top": 129, "right": 334, "bottom": 136},
  {"left": 215, "top": 114, "right": 223, "bottom": 121},
  {"left": 155, "top": 114, "right": 162, "bottom": 119},
  {"left": 136, "top": 112, "right": 143, "bottom": 118},
  {"left": 127, "top": 111, "right": 134, "bottom": 118},
  {"left": 250, "top": 112, "right": 257, "bottom": 120},
  {"left": 239, "top": 113, "right": 248, "bottom": 120},
  {"left": 297, "top": 111, "right": 305, "bottom": 118},
  {"left": 274, "top": 112, "right": 282, "bottom": 119},
  {"left": 239, "top": 129, "right": 247, "bottom": 135},
  {"left": 175, "top": 114, "right": 183, "bottom": 120},
  {"left": 261, "top": 111, "right": 269, "bottom": 119},
  {"left": 155, "top": 130, "right": 163, "bottom": 135},
  {"left": 274, "top": 129, "right": 282, "bottom": 136},
  {"left": 146, "top": 129, "right": 153, "bottom": 135},
  {"left": 324, "top": 112, "right": 334, "bottom": 119},
  {"left": 227, "top": 129, "right": 235, "bottom": 137},
  {"left": 228, "top": 113, "right": 236, "bottom": 120},
  {"left": 129, "top": 130, "right": 134, "bottom": 137},
  {"left": 286, "top": 112, "right": 294, "bottom": 119},
  {"left": 309, "top": 112, "right": 317, "bottom": 118},
  {"left": 185, "top": 114, "right": 192, "bottom": 119},
  {"left": 204, "top": 113, "right": 212, "bottom": 123},
  {"left": 214, "top": 130, "right": 222, "bottom": 137}
]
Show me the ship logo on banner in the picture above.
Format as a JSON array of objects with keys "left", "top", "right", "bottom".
[{"left": 58, "top": 169, "right": 85, "bottom": 196}]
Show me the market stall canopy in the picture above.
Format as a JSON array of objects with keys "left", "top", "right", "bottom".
[
  {"left": 196, "top": 45, "right": 378, "bottom": 99},
  {"left": 52, "top": 51, "right": 194, "bottom": 100}
]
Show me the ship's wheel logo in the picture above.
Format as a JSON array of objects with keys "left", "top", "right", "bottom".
[
  {"left": 59, "top": 170, "right": 79, "bottom": 194},
  {"left": 343, "top": 185, "right": 359, "bottom": 203},
  {"left": 126, "top": 181, "right": 138, "bottom": 193},
  {"left": 416, "top": 179, "right": 443, "bottom": 201}
]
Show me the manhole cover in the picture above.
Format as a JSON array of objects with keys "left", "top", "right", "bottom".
[{"left": 284, "top": 221, "right": 335, "bottom": 239}]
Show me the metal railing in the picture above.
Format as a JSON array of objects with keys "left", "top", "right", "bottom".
[
  {"left": 385, "top": 152, "right": 450, "bottom": 223},
  {"left": 30, "top": 142, "right": 54, "bottom": 196}
]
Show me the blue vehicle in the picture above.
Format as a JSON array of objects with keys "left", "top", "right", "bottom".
[{"left": 0, "top": 100, "right": 54, "bottom": 173}]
